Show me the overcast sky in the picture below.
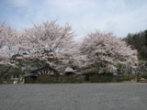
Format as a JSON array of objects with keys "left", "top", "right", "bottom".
[{"left": 0, "top": 0, "right": 147, "bottom": 40}]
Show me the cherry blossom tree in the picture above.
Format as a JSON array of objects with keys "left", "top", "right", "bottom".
[
  {"left": 0, "top": 23, "right": 20, "bottom": 64},
  {"left": 16, "top": 21, "right": 75, "bottom": 75},
  {"left": 78, "top": 31, "right": 138, "bottom": 73},
  {"left": 0, "top": 23, "right": 19, "bottom": 78}
]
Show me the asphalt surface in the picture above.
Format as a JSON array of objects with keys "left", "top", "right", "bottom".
[{"left": 0, "top": 83, "right": 147, "bottom": 110}]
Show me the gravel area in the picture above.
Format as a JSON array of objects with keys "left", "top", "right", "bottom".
[{"left": 0, "top": 83, "right": 147, "bottom": 110}]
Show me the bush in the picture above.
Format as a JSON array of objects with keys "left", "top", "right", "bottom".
[
  {"left": 0, "top": 79, "right": 2, "bottom": 84},
  {"left": 141, "top": 73, "right": 147, "bottom": 79},
  {"left": 113, "top": 75, "right": 136, "bottom": 82},
  {"left": 89, "top": 74, "right": 113, "bottom": 82},
  {"left": 24, "top": 74, "right": 138, "bottom": 83},
  {"left": 31, "top": 75, "right": 85, "bottom": 83}
]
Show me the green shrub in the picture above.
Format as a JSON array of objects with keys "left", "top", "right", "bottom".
[
  {"left": 32, "top": 75, "right": 85, "bottom": 83},
  {"left": 124, "top": 75, "right": 136, "bottom": 81},
  {"left": 24, "top": 73, "right": 138, "bottom": 83},
  {"left": 0, "top": 79, "right": 3, "bottom": 84},
  {"left": 89, "top": 74, "right": 113, "bottom": 82},
  {"left": 141, "top": 73, "right": 147, "bottom": 79},
  {"left": 113, "top": 75, "right": 136, "bottom": 82}
]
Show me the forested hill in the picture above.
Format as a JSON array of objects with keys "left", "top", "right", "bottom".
[{"left": 124, "top": 29, "right": 147, "bottom": 60}]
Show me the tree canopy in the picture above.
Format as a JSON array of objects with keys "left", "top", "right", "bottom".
[
  {"left": 0, "top": 21, "right": 140, "bottom": 77},
  {"left": 124, "top": 29, "right": 147, "bottom": 60},
  {"left": 78, "top": 32, "right": 138, "bottom": 70}
]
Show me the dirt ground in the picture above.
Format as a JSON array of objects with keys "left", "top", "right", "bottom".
[{"left": 0, "top": 83, "right": 147, "bottom": 110}]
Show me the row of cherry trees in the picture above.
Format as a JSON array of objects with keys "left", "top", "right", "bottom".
[{"left": 0, "top": 21, "right": 138, "bottom": 77}]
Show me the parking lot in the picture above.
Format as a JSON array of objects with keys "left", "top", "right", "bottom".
[{"left": 0, "top": 83, "right": 147, "bottom": 110}]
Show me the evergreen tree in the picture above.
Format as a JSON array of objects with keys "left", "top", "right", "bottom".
[{"left": 124, "top": 30, "right": 147, "bottom": 60}]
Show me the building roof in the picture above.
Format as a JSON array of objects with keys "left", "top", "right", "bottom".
[{"left": 23, "top": 73, "right": 38, "bottom": 77}]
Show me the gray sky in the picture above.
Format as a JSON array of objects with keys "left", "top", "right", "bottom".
[{"left": 0, "top": 0, "right": 147, "bottom": 40}]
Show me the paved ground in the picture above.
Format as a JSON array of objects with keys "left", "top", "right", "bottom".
[{"left": 0, "top": 83, "right": 147, "bottom": 110}]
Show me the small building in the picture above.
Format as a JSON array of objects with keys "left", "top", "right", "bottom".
[{"left": 23, "top": 73, "right": 38, "bottom": 83}]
